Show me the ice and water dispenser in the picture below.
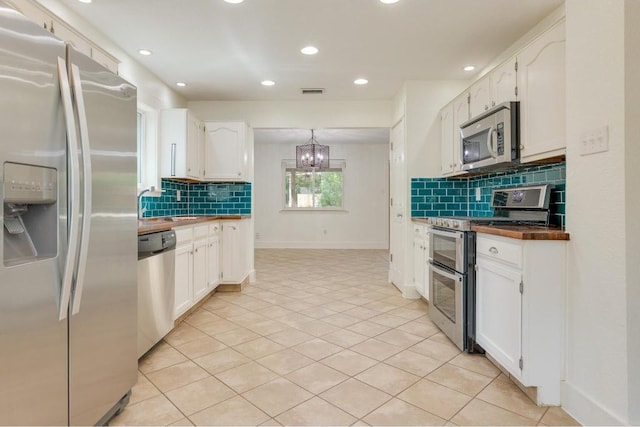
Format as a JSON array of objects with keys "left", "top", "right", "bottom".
[{"left": 3, "top": 163, "right": 57, "bottom": 266}]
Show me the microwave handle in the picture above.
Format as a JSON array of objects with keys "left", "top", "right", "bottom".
[{"left": 487, "top": 127, "right": 498, "bottom": 158}]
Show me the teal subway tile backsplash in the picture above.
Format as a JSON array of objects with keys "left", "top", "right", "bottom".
[
  {"left": 140, "top": 179, "right": 252, "bottom": 218},
  {"left": 411, "top": 162, "right": 566, "bottom": 228}
]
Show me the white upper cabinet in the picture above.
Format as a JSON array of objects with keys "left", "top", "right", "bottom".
[
  {"left": 160, "top": 109, "right": 204, "bottom": 180},
  {"left": 9, "top": 0, "right": 119, "bottom": 73},
  {"left": 441, "top": 93, "right": 469, "bottom": 177},
  {"left": 204, "top": 122, "right": 251, "bottom": 182},
  {"left": 518, "top": 20, "right": 566, "bottom": 163},
  {"left": 469, "top": 56, "right": 518, "bottom": 119},
  {"left": 469, "top": 76, "right": 491, "bottom": 118},
  {"left": 491, "top": 56, "right": 518, "bottom": 107}
]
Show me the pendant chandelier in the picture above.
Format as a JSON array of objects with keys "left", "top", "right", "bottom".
[{"left": 296, "top": 129, "right": 329, "bottom": 169}]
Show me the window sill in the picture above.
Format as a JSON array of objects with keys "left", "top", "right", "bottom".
[{"left": 280, "top": 208, "right": 348, "bottom": 213}]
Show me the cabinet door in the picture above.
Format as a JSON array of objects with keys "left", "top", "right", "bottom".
[
  {"left": 518, "top": 20, "right": 566, "bottom": 162},
  {"left": 192, "top": 238, "right": 208, "bottom": 302},
  {"left": 207, "top": 235, "right": 220, "bottom": 290},
  {"left": 174, "top": 244, "right": 193, "bottom": 318},
  {"left": 469, "top": 76, "right": 491, "bottom": 118},
  {"left": 221, "top": 221, "right": 240, "bottom": 282},
  {"left": 476, "top": 256, "right": 523, "bottom": 378},
  {"left": 491, "top": 57, "right": 518, "bottom": 106},
  {"left": 413, "top": 237, "right": 425, "bottom": 297},
  {"left": 423, "top": 230, "right": 430, "bottom": 301},
  {"left": 204, "top": 122, "right": 245, "bottom": 181},
  {"left": 452, "top": 93, "right": 469, "bottom": 174},
  {"left": 440, "top": 105, "right": 454, "bottom": 176},
  {"left": 186, "top": 112, "right": 202, "bottom": 179}
]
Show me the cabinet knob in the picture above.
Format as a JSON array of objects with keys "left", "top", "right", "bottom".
[
  {"left": 489, "top": 246, "right": 499, "bottom": 254},
  {"left": 492, "top": 101, "right": 496, "bottom": 107},
  {"left": 237, "top": 172, "right": 241, "bottom": 176},
  {"left": 520, "top": 144, "right": 525, "bottom": 150},
  {"left": 485, "top": 105, "right": 489, "bottom": 111},
  {"left": 190, "top": 251, "right": 194, "bottom": 255}
]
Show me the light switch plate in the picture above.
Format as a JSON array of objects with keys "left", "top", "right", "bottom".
[{"left": 580, "top": 126, "right": 609, "bottom": 156}]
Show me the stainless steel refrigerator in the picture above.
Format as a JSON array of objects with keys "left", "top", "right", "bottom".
[{"left": 0, "top": 2, "right": 138, "bottom": 425}]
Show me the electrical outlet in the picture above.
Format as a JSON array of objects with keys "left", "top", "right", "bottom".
[
  {"left": 580, "top": 126, "right": 609, "bottom": 156},
  {"left": 176, "top": 190, "right": 181, "bottom": 202},
  {"left": 475, "top": 187, "right": 481, "bottom": 202}
]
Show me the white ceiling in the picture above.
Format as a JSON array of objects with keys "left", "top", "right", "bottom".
[
  {"left": 253, "top": 127, "right": 389, "bottom": 145},
  {"left": 58, "top": 0, "right": 563, "bottom": 102}
]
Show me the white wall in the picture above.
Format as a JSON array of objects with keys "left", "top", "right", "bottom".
[
  {"left": 625, "top": 2, "right": 640, "bottom": 424},
  {"left": 37, "top": 0, "right": 187, "bottom": 111},
  {"left": 563, "top": 1, "right": 629, "bottom": 424},
  {"left": 253, "top": 139, "right": 389, "bottom": 249}
]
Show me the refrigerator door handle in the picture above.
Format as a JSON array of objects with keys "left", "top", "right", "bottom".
[
  {"left": 57, "top": 57, "right": 81, "bottom": 321},
  {"left": 69, "top": 63, "right": 92, "bottom": 315}
]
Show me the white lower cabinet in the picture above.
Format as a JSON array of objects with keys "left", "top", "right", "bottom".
[
  {"left": 207, "top": 223, "right": 221, "bottom": 290},
  {"left": 221, "top": 220, "right": 250, "bottom": 284},
  {"left": 475, "top": 233, "right": 566, "bottom": 405},
  {"left": 173, "top": 242, "right": 193, "bottom": 318},
  {"left": 173, "top": 222, "right": 221, "bottom": 319},
  {"left": 412, "top": 223, "right": 430, "bottom": 300}
]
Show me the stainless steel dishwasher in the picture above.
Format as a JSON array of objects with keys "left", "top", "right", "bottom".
[{"left": 137, "top": 230, "right": 176, "bottom": 358}]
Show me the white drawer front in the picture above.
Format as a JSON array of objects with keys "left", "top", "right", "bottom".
[
  {"left": 209, "top": 222, "right": 220, "bottom": 235},
  {"left": 477, "top": 234, "right": 522, "bottom": 268},
  {"left": 174, "top": 227, "right": 193, "bottom": 244},
  {"left": 412, "top": 223, "right": 424, "bottom": 237},
  {"left": 193, "top": 224, "right": 209, "bottom": 239}
]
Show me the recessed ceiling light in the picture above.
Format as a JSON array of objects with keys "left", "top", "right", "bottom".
[
  {"left": 380, "top": 0, "right": 400, "bottom": 3},
  {"left": 464, "top": 65, "right": 476, "bottom": 71},
  {"left": 176, "top": 82, "right": 187, "bottom": 87},
  {"left": 224, "top": 0, "right": 244, "bottom": 3},
  {"left": 261, "top": 80, "right": 275, "bottom": 86},
  {"left": 301, "top": 46, "right": 319, "bottom": 55},
  {"left": 354, "top": 78, "right": 369, "bottom": 85},
  {"left": 138, "top": 49, "right": 152, "bottom": 56},
  {"left": 78, "top": 0, "right": 92, "bottom": 3}
]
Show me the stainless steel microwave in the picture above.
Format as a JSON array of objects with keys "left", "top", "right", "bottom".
[{"left": 460, "top": 101, "right": 519, "bottom": 171}]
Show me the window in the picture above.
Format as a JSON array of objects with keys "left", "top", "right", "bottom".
[{"left": 283, "top": 161, "right": 345, "bottom": 210}]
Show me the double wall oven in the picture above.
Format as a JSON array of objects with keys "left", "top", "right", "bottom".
[
  {"left": 426, "top": 184, "right": 554, "bottom": 352},
  {"left": 428, "top": 225, "right": 477, "bottom": 352}
]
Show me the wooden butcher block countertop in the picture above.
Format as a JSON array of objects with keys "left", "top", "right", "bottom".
[
  {"left": 470, "top": 224, "right": 570, "bottom": 240},
  {"left": 138, "top": 215, "right": 250, "bottom": 235}
]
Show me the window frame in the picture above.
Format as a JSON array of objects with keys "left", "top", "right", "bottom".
[{"left": 281, "top": 159, "right": 347, "bottom": 212}]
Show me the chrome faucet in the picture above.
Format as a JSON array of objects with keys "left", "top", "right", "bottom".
[{"left": 137, "top": 186, "right": 155, "bottom": 219}]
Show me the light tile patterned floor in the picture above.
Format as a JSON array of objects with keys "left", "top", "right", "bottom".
[{"left": 110, "top": 249, "right": 581, "bottom": 426}]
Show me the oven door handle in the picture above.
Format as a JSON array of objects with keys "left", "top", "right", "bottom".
[
  {"left": 429, "top": 260, "right": 463, "bottom": 282},
  {"left": 429, "top": 227, "right": 464, "bottom": 240}
]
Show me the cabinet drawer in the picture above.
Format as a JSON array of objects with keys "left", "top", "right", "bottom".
[
  {"left": 412, "top": 223, "right": 424, "bottom": 237},
  {"left": 174, "top": 227, "right": 193, "bottom": 244},
  {"left": 477, "top": 234, "right": 522, "bottom": 268},
  {"left": 193, "top": 224, "right": 209, "bottom": 239},
  {"left": 209, "top": 222, "right": 220, "bottom": 235}
]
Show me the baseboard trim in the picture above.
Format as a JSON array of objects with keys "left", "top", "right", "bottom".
[
  {"left": 561, "top": 381, "right": 627, "bottom": 425},
  {"left": 255, "top": 241, "right": 388, "bottom": 250}
]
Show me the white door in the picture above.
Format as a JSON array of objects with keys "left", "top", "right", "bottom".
[
  {"left": 186, "top": 112, "right": 202, "bottom": 179},
  {"left": 476, "top": 256, "right": 523, "bottom": 378},
  {"left": 518, "top": 20, "right": 566, "bottom": 162},
  {"left": 204, "top": 122, "right": 243, "bottom": 180},
  {"left": 389, "top": 120, "right": 405, "bottom": 289},
  {"left": 174, "top": 244, "right": 193, "bottom": 318},
  {"left": 469, "top": 76, "right": 491, "bottom": 118},
  {"left": 207, "top": 234, "right": 220, "bottom": 290},
  {"left": 192, "top": 238, "right": 208, "bottom": 302},
  {"left": 491, "top": 57, "right": 518, "bottom": 105}
]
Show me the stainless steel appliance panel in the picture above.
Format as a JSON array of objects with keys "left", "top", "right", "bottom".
[
  {"left": 138, "top": 243, "right": 175, "bottom": 357},
  {"left": 66, "top": 47, "right": 138, "bottom": 426},
  {"left": 0, "top": 4, "right": 69, "bottom": 425},
  {"left": 429, "top": 262, "right": 464, "bottom": 351},
  {"left": 429, "top": 227, "right": 465, "bottom": 274}
]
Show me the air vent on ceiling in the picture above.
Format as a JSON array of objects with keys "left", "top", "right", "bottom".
[{"left": 301, "top": 88, "right": 325, "bottom": 95}]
